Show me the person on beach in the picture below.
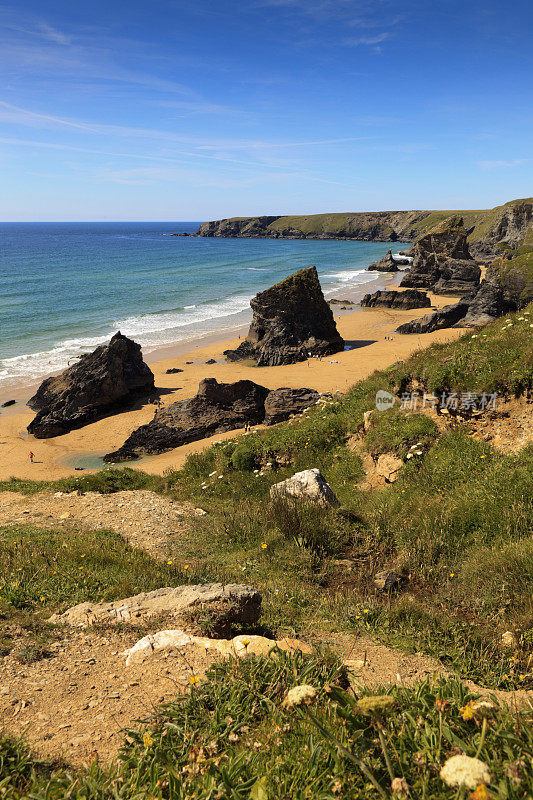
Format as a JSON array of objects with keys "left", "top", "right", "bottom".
[{"left": 29, "top": 451, "right": 34, "bottom": 463}]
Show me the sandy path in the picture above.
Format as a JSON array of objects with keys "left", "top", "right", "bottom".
[{"left": 0, "top": 293, "right": 463, "bottom": 481}]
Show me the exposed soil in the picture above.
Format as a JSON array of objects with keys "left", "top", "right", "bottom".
[{"left": 0, "top": 489, "right": 205, "bottom": 560}]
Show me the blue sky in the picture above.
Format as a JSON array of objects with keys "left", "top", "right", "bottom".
[{"left": 1, "top": 0, "right": 532, "bottom": 221}]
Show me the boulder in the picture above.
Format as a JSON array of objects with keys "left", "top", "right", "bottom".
[
  {"left": 270, "top": 468, "right": 339, "bottom": 507},
  {"left": 396, "top": 302, "right": 470, "bottom": 334},
  {"left": 375, "top": 453, "right": 404, "bottom": 482},
  {"left": 104, "top": 378, "right": 269, "bottom": 461},
  {"left": 361, "top": 289, "right": 431, "bottom": 310},
  {"left": 122, "top": 630, "right": 312, "bottom": 667},
  {"left": 264, "top": 387, "right": 320, "bottom": 425},
  {"left": 328, "top": 298, "right": 354, "bottom": 305},
  {"left": 50, "top": 583, "right": 262, "bottom": 630},
  {"left": 223, "top": 267, "right": 344, "bottom": 366},
  {"left": 27, "top": 332, "right": 154, "bottom": 438},
  {"left": 367, "top": 249, "right": 408, "bottom": 271},
  {"left": 1, "top": 399, "right": 16, "bottom": 407},
  {"left": 165, "top": 367, "right": 183, "bottom": 374}
]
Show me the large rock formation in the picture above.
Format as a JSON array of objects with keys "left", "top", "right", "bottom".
[
  {"left": 400, "top": 218, "right": 481, "bottom": 295},
  {"left": 27, "top": 332, "right": 154, "bottom": 438},
  {"left": 104, "top": 378, "right": 269, "bottom": 462},
  {"left": 360, "top": 289, "right": 431, "bottom": 310},
  {"left": 367, "top": 250, "right": 410, "bottom": 271},
  {"left": 223, "top": 267, "right": 344, "bottom": 366},
  {"left": 263, "top": 387, "right": 320, "bottom": 425},
  {"left": 396, "top": 257, "right": 527, "bottom": 334}
]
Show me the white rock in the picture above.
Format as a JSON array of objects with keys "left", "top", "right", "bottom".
[
  {"left": 501, "top": 630, "right": 518, "bottom": 649},
  {"left": 270, "top": 468, "right": 339, "bottom": 507}
]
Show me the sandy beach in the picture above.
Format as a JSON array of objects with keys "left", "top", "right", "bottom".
[{"left": 0, "top": 285, "right": 465, "bottom": 482}]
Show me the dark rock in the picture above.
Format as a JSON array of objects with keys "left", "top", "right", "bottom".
[
  {"left": 205, "top": 358, "right": 217, "bottom": 364},
  {"left": 360, "top": 289, "right": 431, "bottom": 310},
  {"left": 165, "top": 368, "right": 183, "bottom": 374},
  {"left": 396, "top": 302, "right": 470, "bottom": 334},
  {"left": 223, "top": 267, "right": 344, "bottom": 366},
  {"left": 1, "top": 400, "right": 16, "bottom": 408},
  {"left": 185, "top": 361, "right": 193, "bottom": 364},
  {"left": 459, "top": 272, "right": 516, "bottom": 327},
  {"left": 374, "top": 570, "right": 409, "bottom": 593},
  {"left": 432, "top": 259, "right": 482, "bottom": 295},
  {"left": 328, "top": 298, "right": 354, "bottom": 305},
  {"left": 367, "top": 249, "right": 407, "bottom": 272},
  {"left": 27, "top": 332, "right": 154, "bottom": 438},
  {"left": 264, "top": 387, "right": 320, "bottom": 425},
  {"left": 104, "top": 378, "right": 269, "bottom": 461},
  {"left": 400, "top": 219, "right": 480, "bottom": 295}
]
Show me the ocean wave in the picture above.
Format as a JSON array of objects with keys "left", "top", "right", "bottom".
[{"left": 0, "top": 294, "right": 253, "bottom": 389}]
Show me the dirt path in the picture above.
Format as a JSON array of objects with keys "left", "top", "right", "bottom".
[{"left": 0, "top": 490, "right": 206, "bottom": 560}]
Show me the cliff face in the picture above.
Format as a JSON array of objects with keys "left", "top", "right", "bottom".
[
  {"left": 196, "top": 211, "right": 430, "bottom": 242},
  {"left": 195, "top": 198, "right": 533, "bottom": 255}
]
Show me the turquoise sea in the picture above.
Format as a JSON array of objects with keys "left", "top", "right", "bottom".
[{"left": 0, "top": 222, "right": 405, "bottom": 391}]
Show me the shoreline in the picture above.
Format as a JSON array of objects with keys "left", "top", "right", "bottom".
[{"left": 0, "top": 278, "right": 465, "bottom": 482}]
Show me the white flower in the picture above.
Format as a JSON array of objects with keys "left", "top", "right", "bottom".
[
  {"left": 391, "top": 777, "right": 410, "bottom": 797},
  {"left": 406, "top": 453, "right": 413, "bottom": 459},
  {"left": 472, "top": 335, "right": 478, "bottom": 339},
  {"left": 208, "top": 471, "right": 217, "bottom": 477},
  {"left": 440, "top": 755, "right": 491, "bottom": 789},
  {"left": 415, "top": 450, "right": 423, "bottom": 455},
  {"left": 282, "top": 685, "right": 317, "bottom": 708},
  {"left": 518, "top": 317, "right": 524, "bottom": 320}
]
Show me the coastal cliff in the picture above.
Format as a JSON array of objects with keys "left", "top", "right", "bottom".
[{"left": 195, "top": 197, "right": 532, "bottom": 256}]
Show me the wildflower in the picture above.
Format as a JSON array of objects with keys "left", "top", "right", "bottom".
[
  {"left": 461, "top": 699, "right": 498, "bottom": 721},
  {"left": 184, "top": 564, "right": 189, "bottom": 570},
  {"left": 208, "top": 471, "right": 217, "bottom": 477},
  {"left": 282, "top": 685, "right": 317, "bottom": 708},
  {"left": 167, "top": 560, "right": 173, "bottom": 565},
  {"left": 143, "top": 732, "right": 153, "bottom": 747},
  {"left": 440, "top": 755, "right": 491, "bottom": 789},
  {"left": 190, "top": 675, "right": 200, "bottom": 685},
  {"left": 449, "top": 572, "right": 455, "bottom": 578},
  {"left": 435, "top": 697, "right": 450, "bottom": 713},
  {"left": 261, "top": 543, "right": 267, "bottom": 549},
  {"left": 356, "top": 695, "right": 395, "bottom": 716},
  {"left": 391, "top": 777, "right": 410, "bottom": 797},
  {"left": 470, "top": 784, "right": 491, "bottom": 800},
  {"left": 228, "top": 732, "right": 239, "bottom": 742}
]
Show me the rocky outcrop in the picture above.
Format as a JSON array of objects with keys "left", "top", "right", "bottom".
[
  {"left": 27, "top": 332, "right": 154, "bottom": 438},
  {"left": 104, "top": 378, "right": 269, "bottom": 461},
  {"left": 270, "top": 468, "right": 340, "bottom": 507},
  {"left": 400, "top": 220, "right": 481, "bottom": 295},
  {"left": 224, "top": 267, "right": 344, "bottom": 366},
  {"left": 469, "top": 199, "right": 533, "bottom": 258},
  {"left": 367, "top": 250, "right": 410, "bottom": 271},
  {"left": 197, "top": 216, "right": 282, "bottom": 237},
  {"left": 361, "top": 289, "right": 431, "bottom": 310},
  {"left": 396, "top": 302, "right": 470, "bottom": 334},
  {"left": 51, "top": 583, "right": 262, "bottom": 631},
  {"left": 264, "top": 387, "right": 320, "bottom": 425}
]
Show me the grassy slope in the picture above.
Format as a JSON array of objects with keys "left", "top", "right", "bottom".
[{"left": 1, "top": 308, "right": 532, "bottom": 797}]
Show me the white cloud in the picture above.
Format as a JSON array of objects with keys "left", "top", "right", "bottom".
[{"left": 476, "top": 158, "right": 528, "bottom": 169}]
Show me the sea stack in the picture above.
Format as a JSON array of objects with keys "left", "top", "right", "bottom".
[
  {"left": 27, "top": 332, "right": 155, "bottom": 438},
  {"left": 223, "top": 266, "right": 344, "bottom": 366}
]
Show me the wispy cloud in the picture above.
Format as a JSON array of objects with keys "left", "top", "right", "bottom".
[
  {"left": 476, "top": 158, "right": 528, "bottom": 169},
  {"left": 343, "top": 32, "right": 391, "bottom": 47}
]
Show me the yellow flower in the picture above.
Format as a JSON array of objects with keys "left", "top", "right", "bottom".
[
  {"left": 470, "top": 784, "right": 491, "bottom": 800},
  {"left": 190, "top": 675, "right": 200, "bottom": 685},
  {"left": 261, "top": 543, "right": 267, "bottom": 549},
  {"left": 143, "top": 733, "right": 153, "bottom": 748},
  {"left": 184, "top": 564, "right": 190, "bottom": 570},
  {"left": 449, "top": 572, "right": 455, "bottom": 578},
  {"left": 167, "top": 560, "right": 173, "bottom": 565},
  {"left": 460, "top": 702, "right": 475, "bottom": 721}
]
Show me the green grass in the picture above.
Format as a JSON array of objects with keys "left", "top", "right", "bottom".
[
  {"left": 1, "top": 652, "right": 532, "bottom": 799},
  {"left": 0, "top": 466, "right": 162, "bottom": 496}
]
